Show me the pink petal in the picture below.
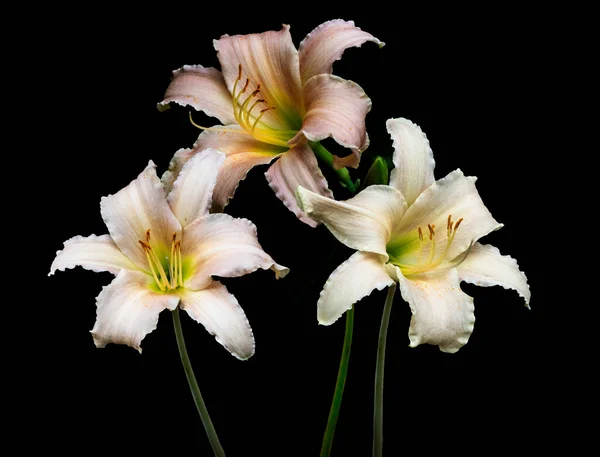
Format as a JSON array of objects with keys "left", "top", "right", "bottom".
[
  {"left": 265, "top": 143, "right": 333, "bottom": 227},
  {"left": 214, "top": 24, "right": 304, "bottom": 131},
  {"left": 160, "top": 127, "right": 285, "bottom": 212},
  {"left": 290, "top": 75, "right": 371, "bottom": 169},
  {"left": 158, "top": 65, "right": 236, "bottom": 125},
  {"left": 299, "top": 19, "right": 384, "bottom": 84}
]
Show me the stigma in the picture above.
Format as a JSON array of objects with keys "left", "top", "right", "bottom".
[
  {"left": 138, "top": 230, "right": 183, "bottom": 291},
  {"left": 394, "top": 215, "right": 463, "bottom": 276}
]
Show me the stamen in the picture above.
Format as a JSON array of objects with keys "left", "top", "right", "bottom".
[
  {"left": 139, "top": 241, "right": 166, "bottom": 291},
  {"left": 428, "top": 224, "right": 435, "bottom": 240},
  {"left": 237, "top": 64, "right": 242, "bottom": 81},
  {"left": 146, "top": 229, "right": 151, "bottom": 244},
  {"left": 176, "top": 240, "right": 184, "bottom": 287},
  {"left": 251, "top": 107, "right": 276, "bottom": 133},
  {"left": 188, "top": 112, "right": 253, "bottom": 136},
  {"left": 170, "top": 233, "right": 177, "bottom": 289},
  {"left": 397, "top": 215, "right": 465, "bottom": 276},
  {"left": 241, "top": 78, "right": 250, "bottom": 94}
]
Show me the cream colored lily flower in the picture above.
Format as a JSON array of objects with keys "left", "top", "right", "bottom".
[
  {"left": 50, "top": 149, "right": 288, "bottom": 358},
  {"left": 158, "top": 20, "right": 383, "bottom": 226},
  {"left": 296, "top": 118, "right": 530, "bottom": 353}
]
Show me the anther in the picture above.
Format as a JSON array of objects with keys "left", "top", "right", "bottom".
[
  {"left": 447, "top": 215, "right": 453, "bottom": 232},
  {"left": 454, "top": 218, "right": 463, "bottom": 230},
  {"left": 260, "top": 106, "right": 276, "bottom": 113},
  {"left": 428, "top": 224, "right": 435, "bottom": 240},
  {"left": 241, "top": 78, "right": 250, "bottom": 93},
  {"left": 146, "top": 229, "right": 151, "bottom": 243},
  {"left": 418, "top": 227, "right": 423, "bottom": 241},
  {"left": 237, "top": 64, "right": 242, "bottom": 81}
]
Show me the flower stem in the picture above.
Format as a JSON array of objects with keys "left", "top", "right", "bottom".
[
  {"left": 320, "top": 305, "right": 355, "bottom": 457},
  {"left": 373, "top": 284, "right": 397, "bottom": 457},
  {"left": 172, "top": 308, "right": 226, "bottom": 457},
  {"left": 310, "top": 141, "right": 360, "bottom": 193}
]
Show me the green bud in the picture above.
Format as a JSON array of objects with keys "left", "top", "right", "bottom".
[{"left": 362, "top": 156, "right": 389, "bottom": 188}]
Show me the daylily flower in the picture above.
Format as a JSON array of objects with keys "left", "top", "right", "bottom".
[
  {"left": 158, "top": 20, "right": 383, "bottom": 226},
  {"left": 50, "top": 149, "right": 288, "bottom": 359},
  {"left": 296, "top": 118, "right": 530, "bottom": 353}
]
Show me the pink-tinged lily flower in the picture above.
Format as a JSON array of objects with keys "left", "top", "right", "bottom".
[
  {"left": 158, "top": 20, "right": 383, "bottom": 226},
  {"left": 50, "top": 149, "right": 289, "bottom": 359},
  {"left": 296, "top": 118, "right": 530, "bottom": 353}
]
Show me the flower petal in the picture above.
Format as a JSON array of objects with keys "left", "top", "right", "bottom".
[
  {"left": 298, "top": 19, "right": 384, "bottom": 85},
  {"left": 49, "top": 234, "right": 138, "bottom": 276},
  {"left": 296, "top": 185, "right": 407, "bottom": 256},
  {"left": 162, "top": 127, "right": 285, "bottom": 211},
  {"left": 392, "top": 169, "right": 503, "bottom": 260},
  {"left": 318, "top": 251, "right": 394, "bottom": 325},
  {"left": 265, "top": 144, "right": 333, "bottom": 227},
  {"left": 387, "top": 118, "right": 436, "bottom": 206},
  {"left": 290, "top": 74, "right": 371, "bottom": 169},
  {"left": 157, "top": 65, "right": 236, "bottom": 125},
  {"left": 167, "top": 148, "right": 225, "bottom": 227},
  {"left": 457, "top": 243, "right": 531, "bottom": 307},
  {"left": 91, "top": 270, "right": 180, "bottom": 353},
  {"left": 397, "top": 268, "right": 475, "bottom": 353},
  {"left": 179, "top": 281, "right": 254, "bottom": 360},
  {"left": 214, "top": 24, "right": 304, "bottom": 130},
  {"left": 183, "top": 213, "right": 289, "bottom": 291},
  {"left": 101, "top": 161, "right": 182, "bottom": 270}
]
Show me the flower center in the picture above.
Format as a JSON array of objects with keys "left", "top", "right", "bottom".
[
  {"left": 230, "top": 64, "right": 297, "bottom": 147},
  {"left": 388, "top": 215, "right": 463, "bottom": 276},
  {"left": 188, "top": 64, "right": 297, "bottom": 148},
  {"left": 138, "top": 230, "right": 183, "bottom": 291}
]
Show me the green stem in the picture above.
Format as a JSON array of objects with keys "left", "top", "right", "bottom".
[
  {"left": 172, "top": 308, "right": 226, "bottom": 457},
  {"left": 310, "top": 141, "right": 360, "bottom": 193},
  {"left": 320, "top": 305, "right": 355, "bottom": 457},
  {"left": 373, "top": 284, "right": 397, "bottom": 457}
]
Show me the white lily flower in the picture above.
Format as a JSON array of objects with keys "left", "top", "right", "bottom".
[
  {"left": 296, "top": 118, "right": 530, "bottom": 353},
  {"left": 50, "top": 148, "right": 288, "bottom": 359}
]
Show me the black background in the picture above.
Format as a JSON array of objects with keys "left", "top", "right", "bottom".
[{"left": 27, "top": 4, "right": 568, "bottom": 456}]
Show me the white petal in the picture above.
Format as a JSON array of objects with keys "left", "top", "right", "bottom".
[
  {"left": 387, "top": 118, "right": 435, "bottom": 206},
  {"left": 182, "top": 213, "right": 289, "bottom": 291},
  {"left": 397, "top": 268, "right": 475, "bottom": 353},
  {"left": 179, "top": 281, "right": 254, "bottom": 360},
  {"left": 265, "top": 144, "right": 333, "bottom": 227},
  {"left": 49, "top": 234, "right": 138, "bottom": 276},
  {"left": 296, "top": 185, "right": 407, "bottom": 256},
  {"left": 100, "top": 161, "right": 182, "bottom": 271},
  {"left": 318, "top": 251, "right": 394, "bottom": 325},
  {"left": 91, "top": 270, "right": 180, "bottom": 353},
  {"left": 167, "top": 148, "right": 225, "bottom": 227},
  {"left": 392, "top": 169, "right": 503, "bottom": 260},
  {"left": 457, "top": 243, "right": 530, "bottom": 307}
]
